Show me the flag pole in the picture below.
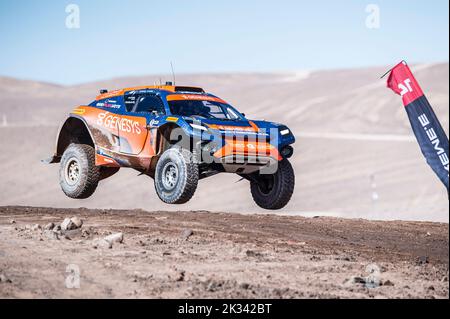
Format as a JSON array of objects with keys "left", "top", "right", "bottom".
[
  {"left": 380, "top": 60, "right": 407, "bottom": 79},
  {"left": 380, "top": 68, "right": 393, "bottom": 79}
]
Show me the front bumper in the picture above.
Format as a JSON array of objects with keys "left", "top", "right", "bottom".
[{"left": 219, "top": 154, "right": 278, "bottom": 174}]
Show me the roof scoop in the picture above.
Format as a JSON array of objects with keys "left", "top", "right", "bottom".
[{"left": 174, "top": 86, "right": 205, "bottom": 93}]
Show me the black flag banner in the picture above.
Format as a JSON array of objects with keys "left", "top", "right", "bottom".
[{"left": 387, "top": 61, "right": 449, "bottom": 191}]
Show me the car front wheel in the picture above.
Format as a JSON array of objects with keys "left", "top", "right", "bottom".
[
  {"left": 154, "top": 147, "right": 198, "bottom": 204},
  {"left": 250, "top": 159, "right": 295, "bottom": 210},
  {"left": 59, "top": 144, "right": 100, "bottom": 199}
]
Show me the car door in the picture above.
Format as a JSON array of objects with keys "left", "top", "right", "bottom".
[
  {"left": 119, "top": 92, "right": 164, "bottom": 155},
  {"left": 84, "top": 97, "right": 122, "bottom": 154}
]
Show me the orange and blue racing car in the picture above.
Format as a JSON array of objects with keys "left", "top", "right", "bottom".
[{"left": 45, "top": 83, "right": 295, "bottom": 209}]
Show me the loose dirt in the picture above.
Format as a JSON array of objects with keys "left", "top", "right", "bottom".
[{"left": 0, "top": 206, "right": 448, "bottom": 298}]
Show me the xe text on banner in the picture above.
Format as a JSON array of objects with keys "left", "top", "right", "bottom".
[{"left": 387, "top": 61, "right": 449, "bottom": 191}]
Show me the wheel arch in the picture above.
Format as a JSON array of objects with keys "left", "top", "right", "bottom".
[
  {"left": 46, "top": 116, "right": 96, "bottom": 164},
  {"left": 156, "top": 122, "right": 192, "bottom": 155},
  {"left": 146, "top": 122, "right": 193, "bottom": 175}
]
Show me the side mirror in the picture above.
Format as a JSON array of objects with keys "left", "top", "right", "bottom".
[{"left": 241, "top": 113, "right": 246, "bottom": 117}]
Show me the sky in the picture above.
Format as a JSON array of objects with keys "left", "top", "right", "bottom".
[{"left": 0, "top": 0, "right": 448, "bottom": 85}]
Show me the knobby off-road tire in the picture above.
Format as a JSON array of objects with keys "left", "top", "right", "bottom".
[
  {"left": 154, "top": 147, "right": 198, "bottom": 204},
  {"left": 59, "top": 144, "right": 100, "bottom": 199},
  {"left": 250, "top": 159, "right": 295, "bottom": 210}
]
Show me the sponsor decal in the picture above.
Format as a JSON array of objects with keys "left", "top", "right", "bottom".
[
  {"left": 387, "top": 61, "right": 449, "bottom": 190},
  {"left": 232, "top": 143, "right": 272, "bottom": 151},
  {"left": 138, "top": 89, "right": 157, "bottom": 95},
  {"left": 72, "top": 108, "right": 86, "bottom": 115},
  {"left": 98, "top": 90, "right": 122, "bottom": 99},
  {"left": 167, "top": 94, "right": 226, "bottom": 103},
  {"left": 149, "top": 119, "right": 160, "bottom": 126},
  {"left": 95, "top": 151, "right": 118, "bottom": 166},
  {"left": 418, "top": 114, "right": 449, "bottom": 172},
  {"left": 96, "top": 99, "right": 121, "bottom": 109},
  {"left": 97, "top": 112, "right": 142, "bottom": 135},
  {"left": 242, "top": 143, "right": 255, "bottom": 149},
  {"left": 126, "top": 89, "right": 157, "bottom": 96},
  {"left": 206, "top": 124, "right": 257, "bottom": 133},
  {"left": 166, "top": 117, "right": 179, "bottom": 122},
  {"left": 103, "top": 157, "right": 114, "bottom": 164},
  {"left": 97, "top": 103, "right": 118, "bottom": 109}
]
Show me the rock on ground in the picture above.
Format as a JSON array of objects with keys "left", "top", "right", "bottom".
[
  {"left": 92, "top": 238, "right": 112, "bottom": 249},
  {"left": 104, "top": 233, "right": 123, "bottom": 244},
  {"left": 61, "top": 217, "right": 83, "bottom": 231}
]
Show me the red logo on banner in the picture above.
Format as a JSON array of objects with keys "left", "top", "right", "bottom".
[{"left": 387, "top": 61, "right": 424, "bottom": 106}]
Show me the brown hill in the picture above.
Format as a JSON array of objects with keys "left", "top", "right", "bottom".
[{"left": 0, "top": 64, "right": 448, "bottom": 221}]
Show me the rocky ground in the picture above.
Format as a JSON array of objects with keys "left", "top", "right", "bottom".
[{"left": 0, "top": 206, "right": 448, "bottom": 299}]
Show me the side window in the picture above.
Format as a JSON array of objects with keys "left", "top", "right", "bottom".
[
  {"left": 124, "top": 92, "right": 138, "bottom": 112},
  {"left": 206, "top": 103, "right": 228, "bottom": 119},
  {"left": 133, "top": 95, "right": 165, "bottom": 114}
]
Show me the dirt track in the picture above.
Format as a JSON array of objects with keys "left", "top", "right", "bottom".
[{"left": 0, "top": 206, "right": 448, "bottom": 299}]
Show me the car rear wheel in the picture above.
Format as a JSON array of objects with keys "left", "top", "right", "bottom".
[
  {"left": 250, "top": 159, "right": 295, "bottom": 210},
  {"left": 59, "top": 144, "right": 100, "bottom": 199},
  {"left": 154, "top": 147, "right": 198, "bottom": 204}
]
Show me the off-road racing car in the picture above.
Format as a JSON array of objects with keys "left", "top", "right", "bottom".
[{"left": 45, "top": 83, "right": 295, "bottom": 209}]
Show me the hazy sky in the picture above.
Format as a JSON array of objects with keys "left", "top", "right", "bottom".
[{"left": 0, "top": 0, "right": 448, "bottom": 85}]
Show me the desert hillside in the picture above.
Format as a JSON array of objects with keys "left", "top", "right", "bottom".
[{"left": 0, "top": 64, "right": 448, "bottom": 221}]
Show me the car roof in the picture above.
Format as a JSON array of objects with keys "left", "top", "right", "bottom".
[{"left": 95, "top": 85, "right": 205, "bottom": 100}]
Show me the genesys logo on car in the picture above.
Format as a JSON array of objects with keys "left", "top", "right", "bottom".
[{"left": 97, "top": 111, "right": 142, "bottom": 135}]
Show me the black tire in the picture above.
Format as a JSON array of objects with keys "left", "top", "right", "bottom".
[
  {"left": 154, "top": 147, "right": 198, "bottom": 204},
  {"left": 59, "top": 144, "right": 100, "bottom": 199},
  {"left": 250, "top": 159, "right": 295, "bottom": 210}
]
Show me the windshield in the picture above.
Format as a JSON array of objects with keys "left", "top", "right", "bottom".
[{"left": 168, "top": 100, "right": 243, "bottom": 120}]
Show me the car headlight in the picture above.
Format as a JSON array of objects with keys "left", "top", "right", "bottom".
[
  {"left": 280, "top": 128, "right": 290, "bottom": 136},
  {"left": 190, "top": 123, "right": 208, "bottom": 131},
  {"left": 201, "top": 142, "right": 219, "bottom": 155}
]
